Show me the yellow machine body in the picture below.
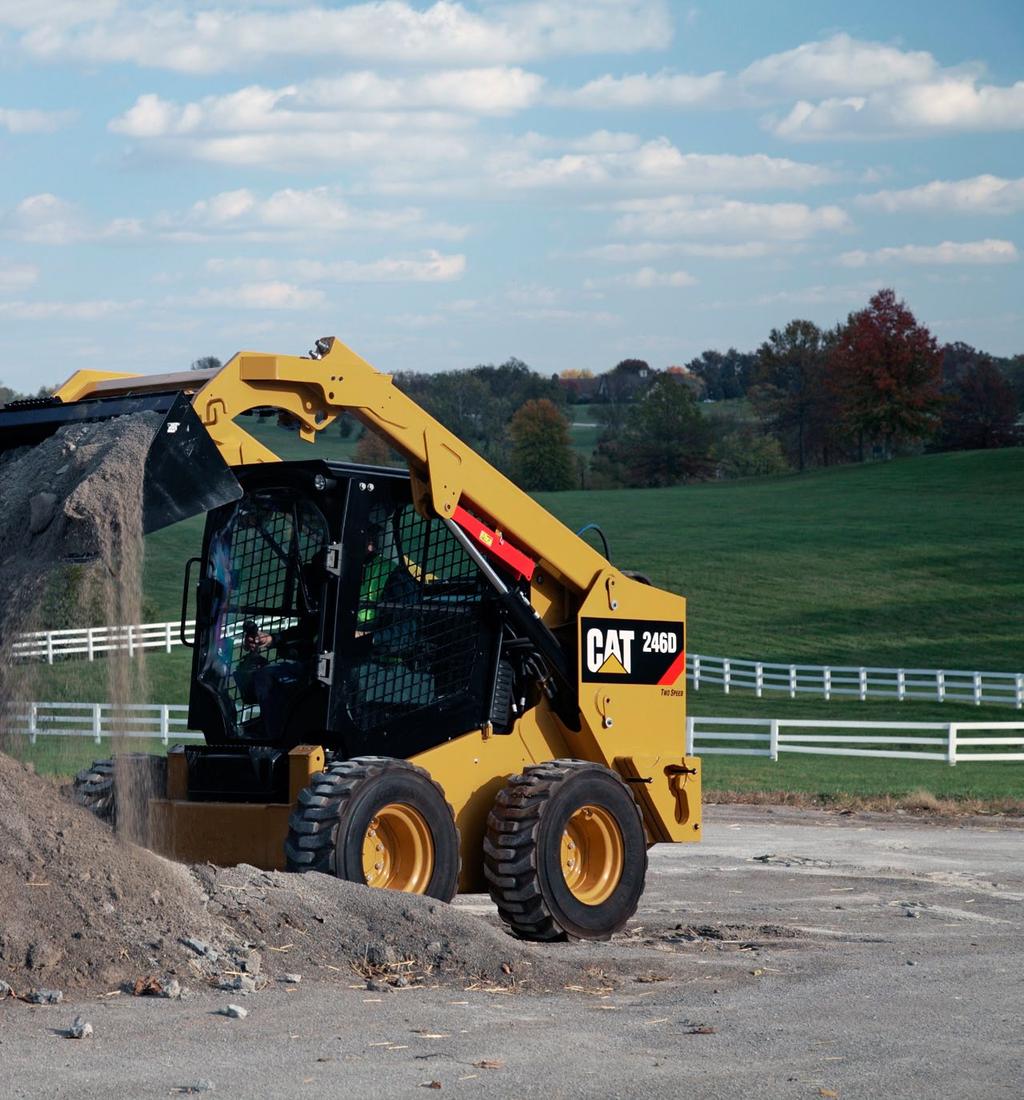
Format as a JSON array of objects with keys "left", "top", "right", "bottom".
[{"left": 55, "top": 338, "right": 701, "bottom": 887}]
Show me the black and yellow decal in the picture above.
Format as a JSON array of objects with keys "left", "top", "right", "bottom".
[{"left": 581, "top": 618, "right": 686, "bottom": 685}]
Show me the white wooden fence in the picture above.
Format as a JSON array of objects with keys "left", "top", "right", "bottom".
[
  {"left": 6, "top": 703, "right": 1024, "bottom": 765},
  {"left": 688, "top": 654, "right": 1024, "bottom": 709},
  {"left": 685, "top": 715, "right": 1024, "bottom": 766},
  {"left": 9, "top": 702, "right": 199, "bottom": 745}
]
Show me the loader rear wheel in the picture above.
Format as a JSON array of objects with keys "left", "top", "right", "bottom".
[
  {"left": 73, "top": 759, "right": 116, "bottom": 822},
  {"left": 285, "top": 757, "right": 460, "bottom": 902},
  {"left": 72, "top": 754, "right": 167, "bottom": 826},
  {"left": 484, "top": 760, "right": 647, "bottom": 942}
]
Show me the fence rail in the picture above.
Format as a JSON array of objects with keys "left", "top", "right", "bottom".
[
  {"left": 687, "top": 654, "right": 1024, "bottom": 709},
  {"left": 12, "top": 619, "right": 1024, "bottom": 710},
  {"left": 8, "top": 702, "right": 200, "bottom": 745},
  {"left": 685, "top": 715, "right": 1024, "bottom": 766},
  {"left": 6, "top": 703, "right": 1024, "bottom": 765}
]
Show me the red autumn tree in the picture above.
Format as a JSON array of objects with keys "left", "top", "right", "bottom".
[{"left": 829, "top": 289, "right": 944, "bottom": 459}]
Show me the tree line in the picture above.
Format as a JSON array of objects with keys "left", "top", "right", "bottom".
[{"left": 364, "top": 287, "right": 1020, "bottom": 491}]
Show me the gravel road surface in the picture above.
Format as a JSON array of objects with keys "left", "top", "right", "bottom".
[{"left": 2, "top": 803, "right": 1021, "bottom": 1099}]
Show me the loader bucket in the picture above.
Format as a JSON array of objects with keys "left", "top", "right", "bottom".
[{"left": 0, "top": 389, "right": 242, "bottom": 539}]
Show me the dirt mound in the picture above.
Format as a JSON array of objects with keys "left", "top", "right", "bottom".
[
  {"left": 0, "top": 751, "right": 223, "bottom": 990},
  {"left": 0, "top": 752, "right": 553, "bottom": 994},
  {"left": 198, "top": 864, "right": 551, "bottom": 990}
]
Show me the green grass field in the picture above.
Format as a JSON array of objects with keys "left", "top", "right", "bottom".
[{"left": 13, "top": 445, "right": 1024, "bottom": 802}]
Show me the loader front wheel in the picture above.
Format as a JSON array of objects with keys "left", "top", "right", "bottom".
[
  {"left": 484, "top": 760, "right": 647, "bottom": 942},
  {"left": 285, "top": 757, "right": 460, "bottom": 902}
]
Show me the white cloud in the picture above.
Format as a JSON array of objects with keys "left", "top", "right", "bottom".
[
  {"left": 302, "top": 67, "right": 543, "bottom": 115},
  {"left": 484, "top": 140, "right": 833, "bottom": 192},
  {"left": 158, "top": 187, "right": 467, "bottom": 242},
  {"left": 188, "top": 282, "right": 326, "bottom": 311},
  {"left": 0, "top": 262, "right": 39, "bottom": 293},
  {"left": 13, "top": 0, "right": 672, "bottom": 73},
  {"left": 858, "top": 175, "right": 1024, "bottom": 215},
  {"left": 558, "top": 70, "right": 727, "bottom": 109},
  {"left": 586, "top": 267, "right": 697, "bottom": 289},
  {"left": 838, "top": 239, "right": 1019, "bottom": 267},
  {"left": 111, "top": 69, "right": 542, "bottom": 140},
  {"left": 584, "top": 241, "right": 775, "bottom": 262},
  {"left": 769, "top": 76, "right": 1024, "bottom": 140},
  {"left": 206, "top": 251, "right": 466, "bottom": 283},
  {"left": 611, "top": 196, "right": 850, "bottom": 240},
  {"left": 2, "top": 193, "right": 141, "bottom": 245},
  {"left": 0, "top": 298, "right": 137, "bottom": 320},
  {"left": 0, "top": 106, "right": 73, "bottom": 133},
  {"left": 754, "top": 282, "right": 879, "bottom": 307},
  {"left": 741, "top": 34, "right": 938, "bottom": 98}
]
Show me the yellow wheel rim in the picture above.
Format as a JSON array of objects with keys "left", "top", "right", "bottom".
[
  {"left": 560, "top": 804, "right": 625, "bottom": 906},
  {"left": 361, "top": 803, "right": 434, "bottom": 893}
]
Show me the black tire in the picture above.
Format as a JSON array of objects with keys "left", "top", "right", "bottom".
[
  {"left": 484, "top": 759, "right": 647, "bottom": 942},
  {"left": 285, "top": 756, "right": 460, "bottom": 902},
  {"left": 71, "top": 753, "right": 167, "bottom": 826},
  {"left": 73, "top": 759, "right": 116, "bottom": 822}
]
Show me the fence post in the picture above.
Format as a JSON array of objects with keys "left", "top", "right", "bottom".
[
  {"left": 859, "top": 667, "right": 867, "bottom": 701},
  {"left": 29, "top": 702, "right": 38, "bottom": 745},
  {"left": 973, "top": 672, "right": 982, "bottom": 707},
  {"left": 685, "top": 716, "right": 694, "bottom": 756},
  {"left": 898, "top": 669, "right": 906, "bottom": 702},
  {"left": 769, "top": 719, "right": 779, "bottom": 762},
  {"left": 723, "top": 659, "right": 731, "bottom": 695},
  {"left": 86, "top": 627, "right": 95, "bottom": 661},
  {"left": 1017, "top": 674, "right": 1024, "bottom": 710},
  {"left": 693, "top": 655, "right": 700, "bottom": 692},
  {"left": 936, "top": 670, "right": 945, "bottom": 703},
  {"left": 45, "top": 632, "right": 54, "bottom": 665},
  {"left": 789, "top": 665, "right": 796, "bottom": 699},
  {"left": 92, "top": 703, "right": 102, "bottom": 745},
  {"left": 160, "top": 705, "right": 170, "bottom": 746},
  {"left": 165, "top": 622, "right": 173, "bottom": 654},
  {"left": 947, "top": 724, "right": 957, "bottom": 766},
  {"left": 127, "top": 623, "right": 135, "bottom": 659},
  {"left": 755, "top": 662, "right": 764, "bottom": 699},
  {"left": 824, "top": 667, "right": 831, "bottom": 702}
]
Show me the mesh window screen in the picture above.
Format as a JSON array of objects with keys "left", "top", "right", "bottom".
[
  {"left": 348, "top": 503, "right": 488, "bottom": 730},
  {"left": 204, "top": 491, "right": 328, "bottom": 729}
]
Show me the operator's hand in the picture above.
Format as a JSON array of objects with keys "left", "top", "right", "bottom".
[{"left": 243, "top": 632, "right": 274, "bottom": 652}]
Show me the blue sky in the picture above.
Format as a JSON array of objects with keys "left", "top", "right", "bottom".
[{"left": 0, "top": 1, "right": 1022, "bottom": 392}]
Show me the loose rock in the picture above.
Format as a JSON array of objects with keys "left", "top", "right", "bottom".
[
  {"left": 219, "top": 976, "right": 256, "bottom": 996},
  {"left": 65, "top": 1015, "right": 93, "bottom": 1039},
  {"left": 26, "top": 988, "right": 63, "bottom": 1005},
  {"left": 218, "top": 1004, "right": 248, "bottom": 1019},
  {"left": 133, "top": 975, "right": 182, "bottom": 999},
  {"left": 278, "top": 973, "right": 302, "bottom": 984}
]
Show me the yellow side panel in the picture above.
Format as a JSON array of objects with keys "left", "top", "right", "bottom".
[
  {"left": 615, "top": 754, "right": 702, "bottom": 844},
  {"left": 410, "top": 710, "right": 571, "bottom": 892}
]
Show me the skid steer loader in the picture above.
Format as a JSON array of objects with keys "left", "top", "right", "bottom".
[{"left": 0, "top": 337, "right": 700, "bottom": 941}]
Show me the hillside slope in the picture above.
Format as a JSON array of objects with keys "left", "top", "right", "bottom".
[{"left": 142, "top": 448, "right": 1023, "bottom": 673}]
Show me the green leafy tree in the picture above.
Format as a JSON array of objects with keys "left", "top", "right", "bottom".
[
  {"left": 190, "top": 355, "right": 223, "bottom": 372},
  {"left": 749, "top": 319, "right": 843, "bottom": 471},
  {"left": 508, "top": 399, "right": 575, "bottom": 491},
  {"left": 593, "top": 375, "right": 714, "bottom": 487},
  {"left": 685, "top": 347, "right": 757, "bottom": 400},
  {"left": 711, "top": 422, "right": 791, "bottom": 479},
  {"left": 829, "top": 289, "right": 943, "bottom": 459}
]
